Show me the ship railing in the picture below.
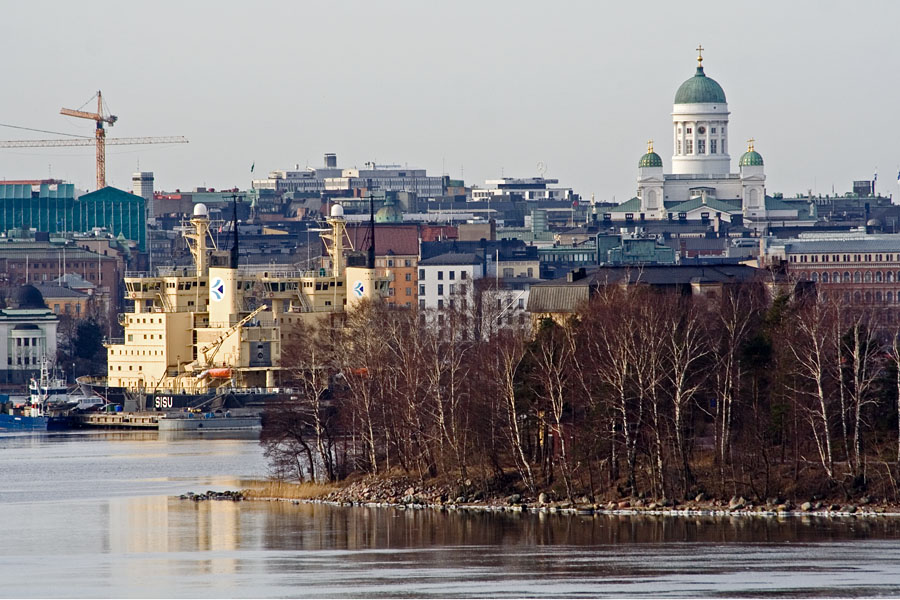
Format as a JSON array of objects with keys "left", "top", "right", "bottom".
[
  {"left": 227, "top": 387, "right": 299, "bottom": 395},
  {"left": 207, "top": 318, "right": 276, "bottom": 329},
  {"left": 104, "top": 337, "right": 125, "bottom": 346}
]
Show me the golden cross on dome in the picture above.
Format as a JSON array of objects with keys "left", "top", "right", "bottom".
[
  {"left": 747, "top": 138, "right": 755, "bottom": 152},
  {"left": 647, "top": 139, "right": 654, "bottom": 153},
  {"left": 696, "top": 44, "right": 704, "bottom": 67}
]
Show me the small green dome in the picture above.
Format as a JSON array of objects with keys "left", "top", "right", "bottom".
[
  {"left": 739, "top": 150, "right": 764, "bottom": 167},
  {"left": 674, "top": 66, "right": 726, "bottom": 104},
  {"left": 375, "top": 197, "right": 402, "bottom": 223},
  {"left": 639, "top": 152, "right": 663, "bottom": 168}
]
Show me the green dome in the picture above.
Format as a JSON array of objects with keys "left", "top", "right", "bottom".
[
  {"left": 739, "top": 150, "right": 764, "bottom": 167},
  {"left": 375, "top": 197, "right": 402, "bottom": 223},
  {"left": 674, "top": 66, "right": 726, "bottom": 104},
  {"left": 639, "top": 151, "right": 663, "bottom": 168}
]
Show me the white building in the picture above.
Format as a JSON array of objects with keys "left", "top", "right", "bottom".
[
  {"left": 471, "top": 177, "right": 573, "bottom": 202},
  {"left": 253, "top": 153, "right": 445, "bottom": 198},
  {"left": 608, "top": 48, "right": 814, "bottom": 229},
  {"left": 417, "top": 252, "right": 534, "bottom": 331},
  {"left": 0, "top": 285, "right": 59, "bottom": 385}
]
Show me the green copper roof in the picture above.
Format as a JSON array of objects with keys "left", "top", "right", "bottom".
[
  {"left": 639, "top": 151, "right": 663, "bottom": 168},
  {"left": 674, "top": 66, "right": 726, "bottom": 104},
  {"left": 739, "top": 150, "right": 764, "bottom": 167}
]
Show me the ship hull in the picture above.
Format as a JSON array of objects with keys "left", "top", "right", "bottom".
[{"left": 0, "top": 413, "right": 71, "bottom": 431}]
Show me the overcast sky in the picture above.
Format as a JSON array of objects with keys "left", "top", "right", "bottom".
[{"left": 1, "top": 0, "right": 898, "bottom": 204}]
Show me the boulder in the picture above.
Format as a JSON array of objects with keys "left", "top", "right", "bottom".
[{"left": 507, "top": 494, "right": 522, "bottom": 505}]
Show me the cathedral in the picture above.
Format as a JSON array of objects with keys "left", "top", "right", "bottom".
[{"left": 609, "top": 47, "right": 814, "bottom": 229}]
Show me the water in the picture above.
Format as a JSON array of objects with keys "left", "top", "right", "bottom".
[{"left": 3, "top": 431, "right": 900, "bottom": 598}]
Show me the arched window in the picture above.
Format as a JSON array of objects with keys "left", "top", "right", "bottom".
[
  {"left": 854, "top": 271, "right": 862, "bottom": 283},
  {"left": 821, "top": 272, "right": 829, "bottom": 283},
  {"left": 876, "top": 291, "right": 883, "bottom": 303},
  {"left": 888, "top": 272, "right": 895, "bottom": 283},
  {"left": 876, "top": 271, "right": 883, "bottom": 283},
  {"left": 844, "top": 272, "right": 852, "bottom": 283},
  {"left": 888, "top": 291, "right": 894, "bottom": 304},
  {"left": 865, "top": 291, "right": 872, "bottom": 303},
  {"left": 811, "top": 272, "right": 819, "bottom": 282},
  {"left": 821, "top": 291, "right": 828, "bottom": 301},
  {"left": 854, "top": 291, "right": 862, "bottom": 303},
  {"left": 865, "top": 271, "right": 872, "bottom": 283},
  {"left": 844, "top": 291, "right": 851, "bottom": 303}
]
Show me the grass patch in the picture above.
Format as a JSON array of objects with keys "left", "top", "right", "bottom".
[{"left": 243, "top": 479, "right": 339, "bottom": 500}]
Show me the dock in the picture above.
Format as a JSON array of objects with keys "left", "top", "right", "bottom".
[
  {"left": 73, "top": 412, "right": 159, "bottom": 429},
  {"left": 72, "top": 411, "right": 262, "bottom": 431}
]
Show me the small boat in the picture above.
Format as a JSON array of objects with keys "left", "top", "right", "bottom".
[{"left": 0, "top": 357, "right": 74, "bottom": 431}]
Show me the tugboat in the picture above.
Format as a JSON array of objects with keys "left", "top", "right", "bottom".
[{"left": 0, "top": 357, "right": 72, "bottom": 431}]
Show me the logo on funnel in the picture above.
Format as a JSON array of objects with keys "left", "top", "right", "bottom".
[
  {"left": 353, "top": 281, "right": 364, "bottom": 298},
  {"left": 211, "top": 277, "right": 225, "bottom": 301}
]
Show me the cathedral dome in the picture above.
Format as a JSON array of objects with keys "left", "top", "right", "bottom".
[
  {"left": 739, "top": 140, "right": 764, "bottom": 167},
  {"left": 639, "top": 151, "right": 663, "bottom": 168},
  {"left": 638, "top": 140, "right": 663, "bottom": 168},
  {"left": 674, "top": 66, "right": 726, "bottom": 104}
]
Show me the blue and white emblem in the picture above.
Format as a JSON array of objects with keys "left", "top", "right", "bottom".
[
  {"left": 211, "top": 277, "right": 225, "bottom": 301},
  {"left": 353, "top": 281, "right": 364, "bottom": 298}
]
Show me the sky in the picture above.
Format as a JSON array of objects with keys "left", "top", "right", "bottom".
[{"left": 1, "top": 0, "right": 899, "bottom": 204}]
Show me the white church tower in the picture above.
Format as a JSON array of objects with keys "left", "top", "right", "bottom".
[{"left": 671, "top": 45, "right": 731, "bottom": 175}]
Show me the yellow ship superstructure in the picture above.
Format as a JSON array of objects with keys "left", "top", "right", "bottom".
[{"left": 106, "top": 203, "right": 389, "bottom": 402}]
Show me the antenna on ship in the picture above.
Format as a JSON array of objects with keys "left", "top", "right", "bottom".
[
  {"left": 367, "top": 180, "right": 376, "bottom": 270},
  {"left": 228, "top": 194, "right": 242, "bottom": 269}
]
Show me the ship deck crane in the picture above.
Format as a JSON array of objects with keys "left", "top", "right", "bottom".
[
  {"left": 0, "top": 91, "right": 188, "bottom": 190},
  {"left": 186, "top": 304, "right": 267, "bottom": 374}
]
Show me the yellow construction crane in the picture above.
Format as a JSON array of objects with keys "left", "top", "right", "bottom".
[{"left": 0, "top": 90, "right": 188, "bottom": 190}]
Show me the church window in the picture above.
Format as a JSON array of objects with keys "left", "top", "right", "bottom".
[
  {"left": 686, "top": 140, "right": 693, "bottom": 154},
  {"left": 711, "top": 140, "right": 717, "bottom": 154},
  {"left": 698, "top": 140, "right": 706, "bottom": 154}
]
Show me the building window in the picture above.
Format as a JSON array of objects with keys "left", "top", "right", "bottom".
[
  {"left": 854, "top": 272, "right": 861, "bottom": 283},
  {"left": 710, "top": 140, "right": 717, "bottom": 154},
  {"left": 419, "top": 269, "right": 425, "bottom": 279},
  {"left": 686, "top": 127, "right": 692, "bottom": 134},
  {"left": 698, "top": 139, "right": 706, "bottom": 154},
  {"left": 418, "top": 284, "right": 425, "bottom": 296},
  {"left": 461, "top": 271, "right": 467, "bottom": 280},
  {"left": 449, "top": 283, "right": 456, "bottom": 294},
  {"left": 419, "top": 299, "right": 425, "bottom": 309},
  {"left": 518, "top": 298, "right": 524, "bottom": 309},
  {"left": 405, "top": 273, "right": 411, "bottom": 281},
  {"left": 449, "top": 271, "right": 455, "bottom": 280},
  {"left": 843, "top": 272, "right": 851, "bottom": 283},
  {"left": 821, "top": 272, "right": 829, "bottom": 283},
  {"left": 676, "top": 140, "right": 682, "bottom": 154},
  {"left": 437, "top": 284, "right": 444, "bottom": 295},
  {"left": 876, "top": 271, "right": 883, "bottom": 283},
  {"left": 711, "top": 127, "right": 717, "bottom": 134},
  {"left": 438, "top": 299, "right": 444, "bottom": 309}
]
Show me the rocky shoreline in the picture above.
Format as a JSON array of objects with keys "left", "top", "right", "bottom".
[{"left": 177, "top": 477, "right": 900, "bottom": 518}]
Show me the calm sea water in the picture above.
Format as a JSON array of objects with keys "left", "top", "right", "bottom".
[{"left": 2, "top": 430, "right": 900, "bottom": 598}]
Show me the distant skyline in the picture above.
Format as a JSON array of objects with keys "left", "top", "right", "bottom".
[{"left": 1, "top": 1, "right": 899, "bottom": 203}]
